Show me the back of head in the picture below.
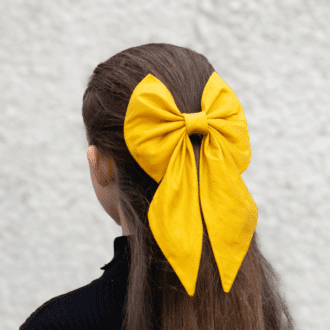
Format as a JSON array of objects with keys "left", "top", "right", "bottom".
[{"left": 82, "top": 43, "right": 296, "bottom": 330}]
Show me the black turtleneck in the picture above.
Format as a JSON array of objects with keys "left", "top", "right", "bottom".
[{"left": 19, "top": 235, "right": 131, "bottom": 330}]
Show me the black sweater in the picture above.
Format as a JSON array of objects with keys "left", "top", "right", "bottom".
[{"left": 19, "top": 235, "right": 131, "bottom": 330}]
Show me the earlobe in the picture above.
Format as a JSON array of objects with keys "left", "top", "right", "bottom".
[
  {"left": 93, "top": 159, "right": 110, "bottom": 187},
  {"left": 97, "top": 168, "right": 110, "bottom": 187}
]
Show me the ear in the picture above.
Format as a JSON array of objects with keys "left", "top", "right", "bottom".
[
  {"left": 87, "top": 145, "right": 96, "bottom": 162},
  {"left": 87, "top": 146, "right": 116, "bottom": 186}
]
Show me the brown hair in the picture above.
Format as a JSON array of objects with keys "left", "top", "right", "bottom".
[{"left": 82, "top": 43, "right": 296, "bottom": 330}]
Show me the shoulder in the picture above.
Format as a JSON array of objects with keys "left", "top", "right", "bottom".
[
  {"left": 19, "top": 240, "right": 130, "bottom": 330},
  {"left": 19, "top": 273, "right": 125, "bottom": 330}
]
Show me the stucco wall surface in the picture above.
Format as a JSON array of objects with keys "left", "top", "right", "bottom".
[{"left": 1, "top": 0, "right": 329, "bottom": 329}]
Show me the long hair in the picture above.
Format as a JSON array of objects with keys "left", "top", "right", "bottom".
[{"left": 82, "top": 43, "right": 296, "bottom": 330}]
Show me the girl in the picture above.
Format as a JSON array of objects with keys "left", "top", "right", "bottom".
[{"left": 20, "top": 43, "right": 296, "bottom": 330}]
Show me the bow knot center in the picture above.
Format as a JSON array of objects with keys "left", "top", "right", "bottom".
[{"left": 183, "top": 112, "right": 208, "bottom": 136}]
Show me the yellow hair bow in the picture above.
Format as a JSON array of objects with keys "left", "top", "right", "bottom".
[{"left": 124, "top": 71, "right": 258, "bottom": 297}]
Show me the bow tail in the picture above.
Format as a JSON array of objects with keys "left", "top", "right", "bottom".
[
  {"left": 148, "top": 135, "right": 203, "bottom": 297},
  {"left": 200, "top": 136, "right": 258, "bottom": 293}
]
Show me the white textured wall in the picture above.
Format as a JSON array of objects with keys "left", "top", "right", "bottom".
[{"left": 1, "top": 1, "right": 329, "bottom": 329}]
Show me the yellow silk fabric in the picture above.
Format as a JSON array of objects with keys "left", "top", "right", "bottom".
[{"left": 124, "top": 71, "right": 258, "bottom": 297}]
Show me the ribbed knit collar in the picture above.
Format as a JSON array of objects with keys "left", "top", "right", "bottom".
[{"left": 100, "top": 235, "right": 131, "bottom": 270}]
